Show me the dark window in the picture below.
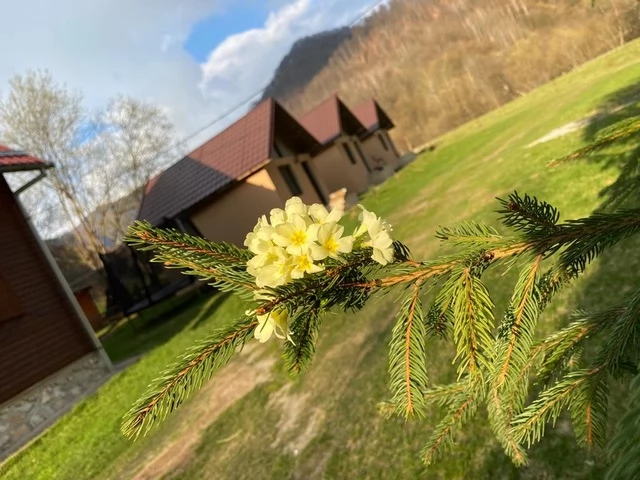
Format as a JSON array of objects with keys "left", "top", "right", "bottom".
[
  {"left": 342, "top": 143, "right": 357, "bottom": 165},
  {"left": 354, "top": 142, "right": 371, "bottom": 172},
  {"left": 302, "top": 162, "right": 327, "bottom": 204},
  {"left": 0, "top": 274, "right": 23, "bottom": 322},
  {"left": 279, "top": 165, "right": 303, "bottom": 196},
  {"left": 379, "top": 133, "right": 389, "bottom": 151}
]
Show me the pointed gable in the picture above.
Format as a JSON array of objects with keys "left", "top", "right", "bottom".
[
  {"left": 298, "top": 95, "right": 368, "bottom": 144},
  {"left": 138, "top": 99, "right": 320, "bottom": 225},
  {"left": 351, "top": 99, "right": 395, "bottom": 134}
]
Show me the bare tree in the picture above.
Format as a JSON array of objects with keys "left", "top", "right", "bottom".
[
  {"left": 82, "top": 95, "right": 176, "bottom": 247},
  {"left": 0, "top": 70, "right": 177, "bottom": 267}
]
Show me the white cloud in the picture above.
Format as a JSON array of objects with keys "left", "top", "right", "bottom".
[
  {"left": 1, "top": 0, "right": 377, "bottom": 237},
  {"left": 197, "top": 0, "right": 376, "bottom": 132},
  {"left": 1, "top": 0, "right": 376, "bottom": 154}
]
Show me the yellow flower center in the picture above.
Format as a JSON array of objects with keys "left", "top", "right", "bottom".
[
  {"left": 297, "top": 255, "right": 312, "bottom": 271},
  {"left": 291, "top": 230, "right": 307, "bottom": 247},
  {"left": 265, "top": 251, "right": 280, "bottom": 263},
  {"left": 324, "top": 236, "right": 339, "bottom": 254}
]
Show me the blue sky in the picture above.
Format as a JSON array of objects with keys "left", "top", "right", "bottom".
[
  {"left": 184, "top": 4, "right": 269, "bottom": 63},
  {"left": 1, "top": 0, "right": 387, "bottom": 234},
  {"left": 1, "top": 0, "right": 385, "bottom": 149}
]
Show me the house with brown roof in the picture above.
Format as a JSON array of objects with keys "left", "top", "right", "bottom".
[
  {"left": 0, "top": 146, "right": 111, "bottom": 460},
  {"left": 298, "top": 95, "right": 373, "bottom": 196},
  {"left": 351, "top": 98, "right": 401, "bottom": 172},
  {"left": 138, "top": 98, "right": 330, "bottom": 246}
]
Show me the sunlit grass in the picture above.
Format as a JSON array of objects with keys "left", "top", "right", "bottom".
[{"left": 2, "top": 39, "right": 640, "bottom": 480}]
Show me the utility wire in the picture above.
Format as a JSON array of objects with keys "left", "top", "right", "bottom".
[{"left": 156, "top": 0, "right": 391, "bottom": 162}]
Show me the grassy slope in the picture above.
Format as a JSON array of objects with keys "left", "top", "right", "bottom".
[
  {"left": 172, "top": 41, "right": 640, "bottom": 480},
  {"left": 2, "top": 40, "right": 640, "bottom": 480}
]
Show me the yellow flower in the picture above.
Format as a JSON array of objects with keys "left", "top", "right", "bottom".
[
  {"left": 254, "top": 308, "right": 290, "bottom": 343},
  {"left": 273, "top": 214, "right": 317, "bottom": 256},
  {"left": 353, "top": 205, "right": 380, "bottom": 238},
  {"left": 291, "top": 253, "right": 324, "bottom": 279},
  {"left": 354, "top": 205, "right": 394, "bottom": 265},
  {"left": 363, "top": 220, "right": 394, "bottom": 265},
  {"left": 308, "top": 203, "right": 343, "bottom": 225},
  {"left": 310, "top": 222, "right": 354, "bottom": 260},
  {"left": 284, "top": 196, "right": 308, "bottom": 219},
  {"left": 247, "top": 245, "right": 286, "bottom": 278},
  {"left": 269, "top": 208, "right": 286, "bottom": 226},
  {"left": 255, "top": 253, "right": 293, "bottom": 288},
  {"left": 244, "top": 215, "right": 275, "bottom": 254}
]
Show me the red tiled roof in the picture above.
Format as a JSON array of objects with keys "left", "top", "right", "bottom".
[
  {"left": 138, "top": 98, "right": 320, "bottom": 225},
  {"left": 298, "top": 95, "right": 367, "bottom": 144},
  {"left": 0, "top": 145, "right": 52, "bottom": 172},
  {"left": 351, "top": 99, "right": 395, "bottom": 133}
]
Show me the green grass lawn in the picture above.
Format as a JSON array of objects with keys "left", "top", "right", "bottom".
[
  {"left": 3, "top": 40, "right": 640, "bottom": 480},
  {"left": 99, "top": 287, "right": 222, "bottom": 364}
]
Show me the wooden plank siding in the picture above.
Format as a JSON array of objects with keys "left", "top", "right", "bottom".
[{"left": 0, "top": 175, "right": 95, "bottom": 404}]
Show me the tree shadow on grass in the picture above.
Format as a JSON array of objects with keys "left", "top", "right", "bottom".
[
  {"left": 189, "top": 291, "right": 231, "bottom": 330},
  {"left": 576, "top": 81, "right": 640, "bottom": 212},
  {"left": 463, "top": 83, "right": 640, "bottom": 477},
  {"left": 101, "top": 289, "right": 230, "bottom": 363},
  {"left": 505, "top": 80, "right": 640, "bottom": 475}
]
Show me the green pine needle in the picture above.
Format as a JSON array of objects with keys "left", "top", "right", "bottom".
[
  {"left": 449, "top": 268, "right": 495, "bottom": 378},
  {"left": 388, "top": 282, "right": 429, "bottom": 419},
  {"left": 126, "top": 221, "right": 257, "bottom": 299},
  {"left": 489, "top": 256, "right": 542, "bottom": 465},
  {"left": 121, "top": 315, "right": 258, "bottom": 439},
  {"left": 570, "top": 372, "right": 609, "bottom": 449},
  {"left": 422, "top": 379, "right": 481, "bottom": 465},
  {"left": 282, "top": 304, "right": 323, "bottom": 376},
  {"left": 511, "top": 367, "right": 604, "bottom": 448},
  {"left": 606, "top": 373, "right": 640, "bottom": 479}
]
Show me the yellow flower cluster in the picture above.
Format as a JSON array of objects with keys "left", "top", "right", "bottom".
[{"left": 244, "top": 197, "right": 395, "bottom": 343}]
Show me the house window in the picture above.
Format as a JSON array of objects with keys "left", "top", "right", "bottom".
[
  {"left": 379, "top": 133, "right": 390, "bottom": 151},
  {"left": 279, "top": 165, "right": 303, "bottom": 196},
  {"left": 354, "top": 142, "right": 371, "bottom": 172},
  {"left": 342, "top": 143, "right": 357, "bottom": 165},
  {"left": 0, "top": 274, "right": 23, "bottom": 323}
]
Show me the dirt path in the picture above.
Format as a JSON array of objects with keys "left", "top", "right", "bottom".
[{"left": 131, "top": 345, "right": 274, "bottom": 480}]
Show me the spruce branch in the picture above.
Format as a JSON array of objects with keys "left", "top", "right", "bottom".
[
  {"left": 511, "top": 366, "right": 604, "bottom": 447},
  {"left": 601, "top": 289, "right": 640, "bottom": 374},
  {"left": 606, "top": 373, "right": 640, "bottom": 480},
  {"left": 555, "top": 209, "right": 640, "bottom": 273},
  {"left": 551, "top": 115, "right": 640, "bottom": 166},
  {"left": 422, "top": 379, "right": 481, "bottom": 465},
  {"left": 436, "top": 221, "right": 504, "bottom": 248},
  {"left": 494, "top": 256, "right": 542, "bottom": 388},
  {"left": 121, "top": 315, "right": 258, "bottom": 439},
  {"left": 283, "top": 303, "right": 323, "bottom": 376},
  {"left": 388, "top": 281, "right": 429, "bottom": 419},
  {"left": 498, "top": 192, "right": 561, "bottom": 235},
  {"left": 489, "top": 256, "right": 542, "bottom": 465},
  {"left": 122, "top": 192, "right": 640, "bottom": 468},
  {"left": 127, "top": 221, "right": 257, "bottom": 298},
  {"left": 450, "top": 267, "right": 495, "bottom": 378},
  {"left": 425, "top": 288, "right": 454, "bottom": 338},
  {"left": 570, "top": 372, "right": 609, "bottom": 449},
  {"left": 423, "top": 381, "right": 468, "bottom": 406},
  {"left": 537, "top": 308, "right": 621, "bottom": 385}
]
